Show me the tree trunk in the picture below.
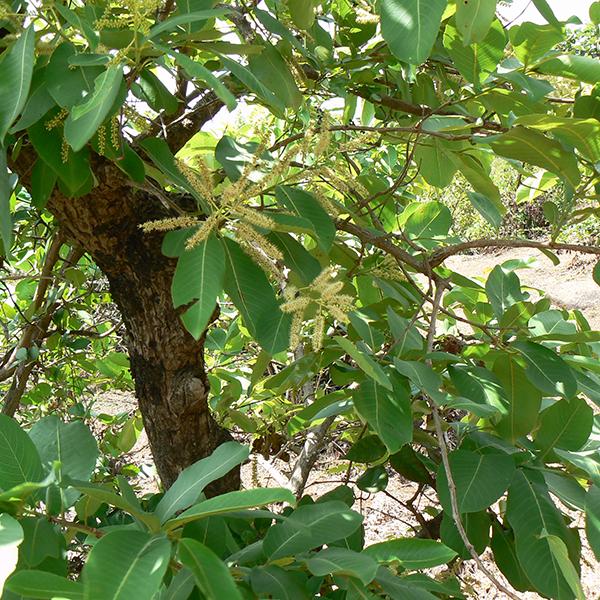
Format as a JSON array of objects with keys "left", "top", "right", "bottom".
[{"left": 41, "top": 168, "right": 238, "bottom": 493}]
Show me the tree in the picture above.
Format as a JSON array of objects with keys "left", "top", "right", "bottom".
[{"left": 1, "top": 1, "right": 600, "bottom": 598}]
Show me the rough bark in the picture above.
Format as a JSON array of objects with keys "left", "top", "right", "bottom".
[{"left": 18, "top": 156, "right": 238, "bottom": 492}]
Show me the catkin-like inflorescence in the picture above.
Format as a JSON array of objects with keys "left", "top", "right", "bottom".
[
  {"left": 185, "top": 213, "right": 220, "bottom": 249},
  {"left": 140, "top": 215, "right": 200, "bottom": 233}
]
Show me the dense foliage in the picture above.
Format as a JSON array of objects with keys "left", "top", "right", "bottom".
[{"left": 1, "top": 0, "right": 600, "bottom": 599}]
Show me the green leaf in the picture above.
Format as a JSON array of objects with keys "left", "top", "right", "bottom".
[
  {"left": 444, "top": 19, "right": 506, "bottom": 86},
  {"left": 164, "top": 487, "right": 295, "bottom": 530},
  {"left": 542, "top": 533, "right": 585, "bottom": 600},
  {"left": 134, "top": 68, "right": 179, "bottom": 115},
  {"left": 0, "top": 414, "right": 43, "bottom": 490},
  {"left": 493, "top": 355, "right": 542, "bottom": 441},
  {"left": 436, "top": 449, "right": 515, "bottom": 513},
  {"left": 448, "top": 366, "right": 508, "bottom": 415},
  {"left": 28, "top": 113, "right": 94, "bottom": 197},
  {"left": 455, "top": 0, "right": 497, "bottom": 45},
  {"left": 275, "top": 186, "right": 335, "bottom": 251},
  {"left": 414, "top": 139, "right": 457, "bottom": 187},
  {"left": 336, "top": 337, "right": 392, "bottom": 390},
  {"left": 155, "top": 441, "right": 249, "bottom": 523},
  {"left": 66, "top": 479, "right": 159, "bottom": 528},
  {"left": 168, "top": 50, "right": 236, "bottom": 111},
  {"left": 491, "top": 126, "right": 580, "bottom": 188},
  {"left": 591, "top": 1, "right": 600, "bottom": 25},
  {"left": 250, "top": 566, "right": 310, "bottom": 600},
  {"left": 485, "top": 265, "right": 525, "bottom": 319},
  {"left": 490, "top": 521, "right": 531, "bottom": 592},
  {"left": 82, "top": 531, "right": 170, "bottom": 600},
  {"left": 353, "top": 378, "right": 412, "bottom": 454},
  {"left": 6, "top": 571, "right": 84, "bottom": 599},
  {"left": 513, "top": 340, "right": 577, "bottom": 399},
  {"left": 179, "top": 538, "right": 243, "bottom": 600},
  {"left": 64, "top": 65, "right": 123, "bottom": 151},
  {"left": 531, "top": 0, "right": 561, "bottom": 29},
  {"left": 535, "top": 398, "right": 593, "bottom": 456},
  {"left": 269, "top": 232, "right": 321, "bottom": 285},
  {"left": 147, "top": 8, "right": 230, "bottom": 38},
  {"left": 29, "top": 416, "right": 98, "bottom": 481},
  {"left": 506, "top": 468, "right": 574, "bottom": 599},
  {"left": 19, "top": 517, "right": 62, "bottom": 568},
  {"left": 162, "top": 568, "right": 195, "bottom": 600},
  {"left": 172, "top": 234, "right": 225, "bottom": 340},
  {"left": 222, "top": 238, "right": 291, "bottom": 354},
  {"left": 448, "top": 152, "right": 501, "bottom": 204},
  {"left": 140, "top": 137, "right": 207, "bottom": 209},
  {"left": 248, "top": 45, "right": 302, "bottom": 109},
  {"left": 440, "top": 510, "right": 490, "bottom": 559},
  {"left": 357, "top": 465, "right": 389, "bottom": 493},
  {"left": 378, "top": 0, "right": 448, "bottom": 65},
  {"left": 29, "top": 416, "right": 98, "bottom": 509},
  {"left": 346, "top": 435, "right": 388, "bottom": 463},
  {"left": 288, "top": 0, "right": 317, "bottom": 30},
  {"left": 307, "top": 548, "right": 378, "bottom": 585},
  {"left": 263, "top": 501, "right": 363, "bottom": 559},
  {"left": 45, "top": 44, "right": 104, "bottom": 108},
  {"left": 364, "top": 538, "right": 457, "bottom": 569},
  {"left": 586, "top": 485, "right": 600, "bottom": 561},
  {"left": 468, "top": 192, "right": 503, "bottom": 229},
  {"left": 219, "top": 55, "right": 286, "bottom": 117},
  {"left": 0, "top": 25, "right": 35, "bottom": 142},
  {"left": 0, "top": 513, "right": 23, "bottom": 595},
  {"left": 403, "top": 201, "right": 451, "bottom": 241},
  {"left": 0, "top": 148, "right": 12, "bottom": 253},
  {"left": 537, "top": 54, "right": 600, "bottom": 84}
]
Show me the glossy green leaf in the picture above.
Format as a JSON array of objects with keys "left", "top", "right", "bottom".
[
  {"left": 535, "top": 398, "right": 593, "bottom": 456},
  {"left": 0, "top": 414, "right": 43, "bottom": 490},
  {"left": 64, "top": 65, "right": 123, "bottom": 151},
  {"left": 307, "top": 548, "right": 378, "bottom": 585},
  {"left": 493, "top": 355, "right": 542, "bottom": 441},
  {"left": 542, "top": 533, "right": 585, "bottom": 600},
  {"left": 164, "top": 487, "right": 295, "bottom": 530},
  {"left": 147, "top": 8, "right": 230, "bottom": 38},
  {"left": 336, "top": 337, "right": 392, "bottom": 390},
  {"left": 491, "top": 126, "right": 580, "bottom": 187},
  {"left": 250, "top": 566, "right": 310, "bottom": 600},
  {"left": 437, "top": 449, "right": 515, "bottom": 513},
  {"left": 531, "top": 0, "right": 561, "bottom": 29},
  {"left": 222, "top": 238, "right": 291, "bottom": 353},
  {"left": 0, "top": 25, "right": 35, "bottom": 142},
  {"left": 513, "top": 340, "right": 577, "bottom": 399},
  {"left": 179, "top": 538, "right": 243, "bottom": 600},
  {"left": 449, "top": 366, "right": 508, "bottom": 415},
  {"left": 82, "top": 531, "right": 170, "bottom": 600},
  {"left": 263, "top": 501, "right": 363, "bottom": 559},
  {"left": 353, "top": 378, "right": 411, "bottom": 454},
  {"left": 275, "top": 186, "right": 335, "bottom": 251},
  {"left": 219, "top": 55, "right": 285, "bottom": 117},
  {"left": 288, "top": 0, "right": 317, "bottom": 29},
  {"left": 378, "top": 0, "right": 448, "bottom": 65},
  {"left": 6, "top": 570, "right": 84, "bottom": 599},
  {"left": 248, "top": 45, "right": 302, "bottom": 109},
  {"left": 364, "top": 538, "right": 457, "bottom": 569},
  {"left": 357, "top": 465, "right": 389, "bottom": 493},
  {"left": 155, "top": 441, "right": 249, "bottom": 523},
  {"left": 468, "top": 191, "right": 503, "bottom": 229},
  {"left": 506, "top": 469, "right": 574, "bottom": 599},
  {"left": 172, "top": 234, "right": 225, "bottom": 340},
  {"left": 168, "top": 50, "right": 236, "bottom": 111}
]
